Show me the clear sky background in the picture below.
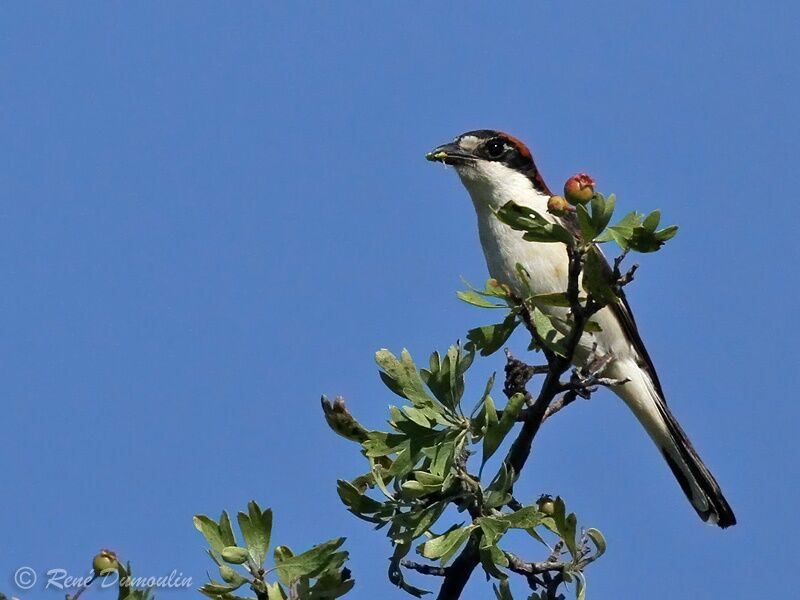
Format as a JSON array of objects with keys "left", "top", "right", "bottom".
[{"left": 2, "top": 2, "right": 799, "bottom": 599}]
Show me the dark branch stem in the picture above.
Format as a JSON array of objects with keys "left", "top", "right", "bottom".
[
  {"left": 543, "top": 390, "right": 580, "bottom": 421},
  {"left": 434, "top": 536, "right": 481, "bottom": 600},
  {"left": 432, "top": 243, "right": 627, "bottom": 599},
  {"left": 504, "top": 551, "right": 566, "bottom": 576},
  {"left": 505, "top": 246, "right": 597, "bottom": 478},
  {"left": 436, "top": 246, "right": 596, "bottom": 600},
  {"left": 612, "top": 249, "right": 637, "bottom": 288},
  {"left": 400, "top": 560, "right": 447, "bottom": 577}
]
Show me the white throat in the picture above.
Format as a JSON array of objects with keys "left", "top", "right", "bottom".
[
  {"left": 453, "top": 160, "right": 560, "bottom": 297},
  {"left": 454, "top": 161, "right": 547, "bottom": 213}
]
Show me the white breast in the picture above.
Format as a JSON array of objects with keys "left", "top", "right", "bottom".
[{"left": 456, "top": 163, "right": 635, "bottom": 365}]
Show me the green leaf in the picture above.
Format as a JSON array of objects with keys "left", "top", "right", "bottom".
[
  {"left": 576, "top": 203, "right": 596, "bottom": 241},
  {"left": 376, "top": 349, "right": 443, "bottom": 413},
  {"left": 493, "top": 577, "right": 514, "bottom": 600},
  {"left": 481, "top": 394, "right": 498, "bottom": 460},
  {"left": 266, "top": 581, "right": 287, "bottom": 600},
  {"left": 198, "top": 580, "right": 245, "bottom": 598},
  {"left": 482, "top": 393, "right": 525, "bottom": 466},
  {"left": 550, "top": 497, "right": 578, "bottom": 559},
  {"left": 531, "top": 308, "right": 567, "bottom": 355},
  {"left": 466, "top": 313, "right": 520, "bottom": 357},
  {"left": 218, "top": 511, "right": 237, "bottom": 547},
  {"left": 582, "top": 249, "right": 618, "bottom": 307},
  {"left": 410, "top": 501, "right": 448, "bottom": 540},
  {"left": 495, "top": 201, "right": 575, "bottom": 247},
  {"left": 497, "top": 506, "right": 543, "bottom": 530},
  {"left": 457, "top": 290, "right": 505, "bottom": 308},
  {"left": 479, "top": 516, "right": 510, "bottom": 547},
  {"left": 401, "top": 406, "right": 433, "bottom": 428},
  {"left": 389, "top": 542, "right": 431, "bottom": 597},
  {"left": 193, "top": 515, "right": 227, "bottom": 553},
  {"left": 656, "top": 224, "right": 678, "bottom": 241},
  {"left": 575, "top": 572, "right": 587, "bottom": 600},
  {"left": 336, "top": 480, "right": 385, "bottom": 520},
  {"left": 585, "top": 527, "right": 607, "bottom": 560},
  {"left": 400, "top": 480, "right": 430, "bottom": 499},
  {"left": 528, "top": 292, "right": 571, "bottom": 307},
  {"left": 236, "top": 501, "right": 272, "bottom": 567},
  {"left": 479, "top": 545, "right": 507, "bottom": 579},
  {"left": 428, "top": 435, "right": 457, "bottom": 478},
  {"left": 483, "top": 462, "right": 514, "bottom": 508},
  {"left": 616, "top": 210, "right": 644, "bottom": 230},
  {"left": 308, "top": 566, "right": 355, "bottom": 598},
  {"left": 275, "top": 538, "right": 347, "bottom": 584},
  {"left": 515, "top": 263, "right": 533, "bottom": 297},
  {"left": 595, "top": 211, "right": 641, "bottom": 249},
  {"left": 642, "top": 209, "right": 661, "bottom": 232},
  {"left": 521, "top": 225, "right": 575, "bottom": 246},
  {"left": 591, "top": 193, "right": 615, "bottom": 235},
  {"left": 628, "top": 221, "right": 678, "bottom": 252},
  {"left": 418, "top": 525, "right": 475, "bottom": 565},
  {"left": 362, "top": 431, "right": 407, "bottom": 457},
  {"left": 583, "top": 320, "right": 603, "bottom": 333},
  {"left": 420, "top": 343, "right": 474, "bottom": 412},
  {"left": 485, "top": 461, "right": 514, "bottom": 493},
  {"left": 387, "top": 443, "right": 420, "bottom": 479},
  {"left": 217, "top": 571, "right": 248, "bottom": 591},
  {"left": 484, "top": 278, "right": 512, "bottom": 298},
  {"left": 413, "top": 471, "right": 444, "bottom": 486},
  {"left": 274, "top": 545, "right": 294, "bottom": 562},
  {"left": 369, "top": 456, "right": 395, "bottom": 500}
]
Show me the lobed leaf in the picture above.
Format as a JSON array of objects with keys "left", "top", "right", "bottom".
[
  {"left": 418, "top": 524, "right": 475, "bottom": 565},
  {"left": 466, "top": 313, "right": 520, "bottom": 357},
  {"left": 275, "top": 538, "right": 348, "bottom": 584},
  {"left": 482, "top": 393, "right": 526, "bottom": 466},
  {"left": 237, "top": 501, "right": 272, "bottom": 567}
]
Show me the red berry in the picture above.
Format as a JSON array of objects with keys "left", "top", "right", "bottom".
[{"left": 564, "top": 173, "right": 596, "bottom": 205}]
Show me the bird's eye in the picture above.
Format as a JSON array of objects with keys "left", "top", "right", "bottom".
[{"left": 485, "top": 139, "right": 506, "bottom": 159}]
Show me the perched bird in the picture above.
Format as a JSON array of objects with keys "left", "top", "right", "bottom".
[{"left": 426, "top": 129, "right": 735, "bottom": 528}]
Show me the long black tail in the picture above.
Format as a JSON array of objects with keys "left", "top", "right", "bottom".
[{"left": 614, "top": 360, "right": 736, "bottom": 528}]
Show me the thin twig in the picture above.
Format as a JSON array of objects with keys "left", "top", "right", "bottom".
[
  {"left": 400, "top": 560, "right": 448, "bottom": 577},
  {"left": 66, "top": 576, "right": 97, "bottom": 600},
  {"left": 504, "top": 551, "right": 566, "bottom": 576},
  {"left": 613, "top": 249, "right": 637, "bottom": 288},
  {"left": 434, "top": 244, "right": 628, "bottom": 599},
  {"left": 543, "top": 390, "right": 580, "bottom": 421},
  {"left": 436, "top": 247, "right": 593, "bottom": 600}
]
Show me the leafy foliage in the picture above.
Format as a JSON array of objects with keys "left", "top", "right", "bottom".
[
  {"left": 496, "top": 192, "right": 677, "bottom": 253},
  {"left": 322, "top": 344, "right": 604, "bottom": 598},
  {"left": 194, "top": 501, "right": 353, "bottom": 599},
  {"left": 117, "top": 563, "right": 156, "bottom": 600},
  {"left": 322, "top": 184, "right": 676, "bottom": 599},
  {"left": 54, "top": 181, "right": 675, "bottom": 600}
]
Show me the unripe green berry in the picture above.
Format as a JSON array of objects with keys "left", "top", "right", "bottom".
[
  {"left": 547, "top": 195, "right": 571, "bottom": 216},
  {"left": 92, "top": 549, "right": 119, "bottom": 576},
  {"left": 537, "top": 495, "right": 555, "bottom": 516},
  {"left": 221, "top": 546, "right": 250, "bottom": 565}
]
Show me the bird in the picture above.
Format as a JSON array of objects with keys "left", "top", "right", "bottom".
[{"left": 426, "top": 129, "right": 735, "bottom": 528}]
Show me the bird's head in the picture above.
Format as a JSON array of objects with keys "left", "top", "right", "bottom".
[{"left": 426, "top": 130, "right": 551, "bottom": 202}]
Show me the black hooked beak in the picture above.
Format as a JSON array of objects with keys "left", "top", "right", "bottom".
[{"left": 425, "top": 142, "right": 474, "bottom": 166}]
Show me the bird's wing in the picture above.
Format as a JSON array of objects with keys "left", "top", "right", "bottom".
[
  {"left": 556, "top": 212, "right": 666, "bottom": 399},
  {"left": 609, "top": 288, "right": 665, "bottom": 398}
]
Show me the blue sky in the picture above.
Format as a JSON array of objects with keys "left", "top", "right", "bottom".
[{"left": 2, "top": 2, "right": 798, "bottom": 599}]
